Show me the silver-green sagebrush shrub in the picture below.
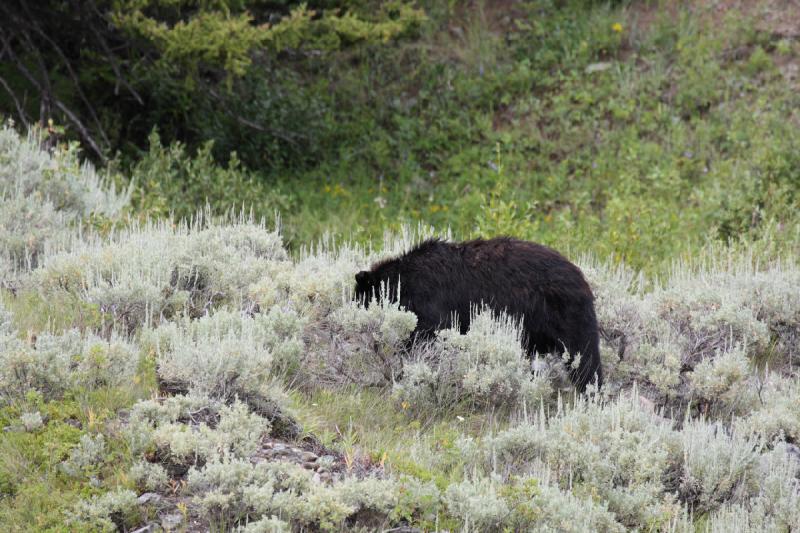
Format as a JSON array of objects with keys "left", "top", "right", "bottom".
[
  {"left": 0, "top": 125, "right": 130, "bottom": 272},
  {"left": 688, "top": 344, "right": 758, "bottom": 416},
  {"left": 0, "top": 311, "right": 140, "bottom": 403},
  {"left": 444, "top": 475, "right": 510, "bottom": 530},
  {"left": 129, "top": 461, "right": 169, "bottom": 492},
  {"left": 151, "top": 308, "right": 303, "bottom": 399},
  {"left": 584, "top": 256, "right": 800, "bottom": 417},
  {"left": 736, "top": 375, "right": 800, "bottom": 443},
  {"left": 393, "top": 309, "right": 552, "bottom": 413},
  {"left": 61, "top": 433, "right": 107, "bottom": 479},
  {"left": 707, "top": 444, "right": 800, "bottom": 532},
  {"left": 183, "top": 453, "right": 440, "bottom": 530},
  {"left": 66, "top": 488, "right": 139, "bottom": 532},
  {"left": 187, "top": 458, "right": 286, "bottom": 527},
  {"left": 31, "top": 219, "right": 287, "bottom": 333},
  {"left": 320, "top": 296, "right": 417, "bottom": 386},
  {"left": 18, "top": 410, "right": 44, "bottom": 432},
  {"left": 678, "top": 420, "right": 762, "bottom": 512},
  {"left": 135, "top": 398, "right": 269, "bottom": 467},
  {"left": 251, "top": 243, "right": 366, "bottom": 317},
  {"left": 149, "top": 404, "right": 266, "bottom": 467},
  {"left": 483, "top": 392, "right": 682, "bottom": 528},
  {"left": 235, "top": 515, "right": 291, "bottom": 532}
]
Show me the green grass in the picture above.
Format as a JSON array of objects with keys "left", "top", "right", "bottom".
[
  {"left": 125, "top": 0, "right": 800, "bottom": 276},
  {"left": 0, "top": 303, "right": 157, "bottom": 531}
]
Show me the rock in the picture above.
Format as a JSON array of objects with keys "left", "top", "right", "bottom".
[
  {"left": 137, "top": 492, "right": 163, "bottom": 506},
  {"left": 786, "top": 443, "right": 800, "bottom": 460},
  {"left": 271, "top": 443, "right": 292, "bottom": 457},
  {"left": 160, "top": 511, "right": 184, "bottom": 530},
  {"left": 301, "top": 461, "right": 317, "bottom": 470},
  {"left": 130, "top": 524, "right": 159, "bottom": 533},
  {"left": 64, "top": 418, "right": 82, "bottom": 429},
  {"left": 312, "top": 472, "right": 322, "bottom": 484},
  {"left": 585, "top": 62, "right": 613, "bottom": 74},
  {"left": 300, "top": 451, "right": 318, "bottom": 462}
]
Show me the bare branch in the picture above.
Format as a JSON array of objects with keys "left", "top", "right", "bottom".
[
  {"left": 206, "top": 86, "right": 305, "bottom": 147},
  {"left": 0, "top": 32, "right": 106, "bottom": 161},
  {"left": 17, "top": 1, "right": 110, "bottom": 147},
  {"left": 0, "top": 74, "right": 30, "bottom": 128},
  {"left": 86, "top": 0, "right": 144, "bottom": 105}
]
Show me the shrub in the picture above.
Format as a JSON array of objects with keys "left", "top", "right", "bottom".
[
  {"left": 444, "top": 475, "right": 509, "bottom": 530},
  {"left": 393, "top": 309, "right": 552, "bottom": 413},
  {"left": 145, "top": 399, "right": 269, "bottom": 466},
  {"left": 322, "top": 297, "right": 417, "bottom": 386},
  {"left": 736, "top": 376, "right": 800, "bottom": 443},
  {"left": 66, "top": 489, "right": 139, "bottom": 532},
  {"left": 679, "top": 420, "right": 762, "bottom": 512},
  {"left": 0, "top": 315, "right": 140, "bottom": 404},
  {"left": 0, "top": 125, "right": 129, "bottom": 273},
  {"left": 151, "top": 308, "right": 302, "bottom": 400},
  {"left": 129, "top": 461, "right": 169, "bottom": 492},
  {"left": 18, "top": 411, "right": 44, "bottom": 432},
  {"left": 483, "top": 392, "right": 681, "bottom": 528},
  {"left": 61, "top": 434, "right": 107, "bottom": 479},
  {"left": 32, "top": 218, "right": 287, "bottom": 333},
  {"left": 235, "top": 515, "right": 291, "bottom": 533},
  {"left": 689, "top": 345, "right": 758, "bottom": 415}
]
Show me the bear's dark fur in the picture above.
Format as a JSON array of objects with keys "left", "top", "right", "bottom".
[{"left": 354, "top": 237, "right": 602, "bottom": 391}]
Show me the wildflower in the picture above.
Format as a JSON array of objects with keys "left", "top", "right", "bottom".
[
  {"left": 612, "top": 22, "right": 623, "bottom": 33},
  {"left": 401, "top": 401, "right": 410, "bottom": 410}
]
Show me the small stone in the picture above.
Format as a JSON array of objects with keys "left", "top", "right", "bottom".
[
  {"left": 301, "top": 461, "right": 317, "bottom": 470},
  {"left": 160, "top": 512, "right": 184, "bottom": 530},
  {"left": 300, "top": 451, "right": 318, "bottom": 462},
  {"left": 272, "top": 443, "right": 291, "bottom": 456},
  {"left": 131, "top": 524, "right": 158, "bottom": 533},
  {"left": 786, "top": 443, "right": 800, "bottom": 460},
  {"left": 137, "top": 493, "right": 163, "bottom": 506},
  {"left": 585, "top": 62, "right": 612, "bottom": 74},
  {"left": 64, "top": 418, "right": 82, "bottom": 429},
  {"left": 312, "top": 472, "right": 322, "bottom": 484}
]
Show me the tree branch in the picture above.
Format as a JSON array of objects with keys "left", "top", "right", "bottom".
[
  {"left": 206, "top": 85, "right": 305, "bottom": 147},
  {"left": 0, "top": 31, "right": 106, "bottom": 161},
  {"left": 86, "top": 0, "right": 144, "bottom": 105},
  {"left": 0, "top": 74, "right": 30, "bottom": 128},
  {"left": 17, "top": 1, "right": 110, "bottom": 147}
]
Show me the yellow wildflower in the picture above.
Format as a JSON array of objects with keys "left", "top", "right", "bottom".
[{"left": 612, "top": 22, "right": 623, "bottom": 33}]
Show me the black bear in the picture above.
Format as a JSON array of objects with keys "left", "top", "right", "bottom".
[{"left": 354, "top": 237, "right": 602, "bottom": 391}]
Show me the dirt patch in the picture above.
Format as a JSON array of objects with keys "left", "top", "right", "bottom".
[
  {"left": 694, "top": 0, "right": 800, "bottom": 37},
  {"left": 629, "top": 0, "right": 800, "bottom": 38}
]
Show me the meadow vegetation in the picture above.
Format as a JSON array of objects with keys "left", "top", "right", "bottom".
[{"left": 1, "top": 0, "right": 800, "bottom": 531}]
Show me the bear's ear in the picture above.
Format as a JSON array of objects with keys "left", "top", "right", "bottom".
[{"left": 355, "top": 271, "right": 371, "bottom": 285}]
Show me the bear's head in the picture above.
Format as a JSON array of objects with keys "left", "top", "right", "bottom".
[
  {"left": 354, "top": 261, "right": 402, "bottom": 308},
  {"left": 354, "top": 270, "right": 375, "bottom": 306}
]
